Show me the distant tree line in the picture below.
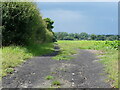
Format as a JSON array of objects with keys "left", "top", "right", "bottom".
[
  {"left": 2, "top": 2, "right": 56, "bottom": 46},
  {"left": 55, "top": 32, "right": 119, "bottom": 41}
]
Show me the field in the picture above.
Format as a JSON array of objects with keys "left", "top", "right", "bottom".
[
  {"left": 1, "top": 40, "right": 119, "bottom": 88},
  {"left": 53, "top": 40, "right": 119, "bottom": 88}
]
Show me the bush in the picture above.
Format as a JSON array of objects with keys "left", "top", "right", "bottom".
[
  {"left": 2, "top": 2, "right": 55, "bottom": 46},
  {"left": 63, "top": 36, "right": 74, "bottom": 40}
]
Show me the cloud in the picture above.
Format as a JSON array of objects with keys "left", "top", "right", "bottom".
[
  {"left": 41, "top": 9, "right": 86, "bottom": 32},
  {"left": 41, "top": 9, "right": 83, "bottom": 21},
  {"left": 39, "top": 3, "right": 117, "bottom": 34}
]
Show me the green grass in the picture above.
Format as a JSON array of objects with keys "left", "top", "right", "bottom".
[
  {"left": 53, "top": 40, "right": 100, "bottom": 60},
  {"left": 1, "top": 43, "right": 54, "bottom": 77},
  {"left": 45, "top": 75, "right": 54, "bottom": 80},
  {"left": 53, "top": 40, "right": 118, "bottom": 88},
  {"left": 1, "top": 40, "right": 119, "bottom": 88},
  {"left": 52, "top": 80, "right": 61, "bottom": 86},
  {"left": 100, "top": 50, "right": 118, "bottom": 88},
  {"left": 52, "top": 41, "right": 79, "bottom": 60}
]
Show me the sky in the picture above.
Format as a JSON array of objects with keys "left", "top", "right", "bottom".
[{"left": 36, "top": 2, "right": 118, "bottom": 35}]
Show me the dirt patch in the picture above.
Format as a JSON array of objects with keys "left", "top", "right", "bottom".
[{"left": 86, "top": 50, "right": 105, "bottom": 54}]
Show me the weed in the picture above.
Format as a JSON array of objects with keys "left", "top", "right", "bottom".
[
  {"left": 51, "top": 72, "right": 57, "bottom": 74},
  {"left": 52, "top": 80, "right": 61, "bottom": 86},
  {"left": 45, "top": 75, "right": 54, "bottom": 80},
  {"left": 5, "top": 68, "right": 14, "bottom": 74}
]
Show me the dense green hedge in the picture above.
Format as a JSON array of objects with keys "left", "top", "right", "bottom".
[{"left": 2, "top": 2, "right": 55, "bottom": 46}]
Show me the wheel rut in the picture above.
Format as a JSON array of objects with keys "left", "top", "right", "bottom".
[{"left": 2, "top": 45, "right": 111, "bottom": 88}]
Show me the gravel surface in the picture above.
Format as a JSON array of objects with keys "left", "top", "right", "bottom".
[{"left": 2, "top": 45, "right": 111, "bottom": 88}]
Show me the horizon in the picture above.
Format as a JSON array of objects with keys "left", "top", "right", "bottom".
[
  {"left": 36, "top": 2, "right": 118, "bottom": 35},
  {"left": 54, "top": 31, "right": 118, "bottom": 35}
]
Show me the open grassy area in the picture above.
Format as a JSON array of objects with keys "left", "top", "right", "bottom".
[
  {"left": 1, "top": 43, "right": 54, "bottom": 77},
  {"left": 53, "top": 40, "right": 118, "bottom": 88},
  {"left": 53, "top": 40, "right": 118, "bottom": 60}
]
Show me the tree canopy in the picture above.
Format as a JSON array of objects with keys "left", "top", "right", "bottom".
[
  {"left": 2, "top": 2, "right": 56, "bottom": 46},
  {"left": 55, "top": 32, "right": 118, "bottom": 41}
]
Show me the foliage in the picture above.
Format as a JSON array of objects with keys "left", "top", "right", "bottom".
[
  {"left": 5, "top": 68, "right": 14, "bottom": 74},
  {"left": 79, "top": 32, "right": 89, "bottom": 40},
  {"left": 44, "top": 18, "right": 57, "bottom": 42},
  {"left": 2, "top": 2, "right": 55, "bottom": 46},
  {"left": 90, "top": 34, "right": 97, "bottom": 40},
  {"left": 88, "top": 40, "right": 119, "bottom": 50},
  {"left": 63, "top": 36, "right": 74, "bottom": 40},
  {"left": 44, "top": 18, "right": 54, "bottom": 31},
  {"left": 55, "top": 32, "right": 68, "bottom": 40},
  {"left": 55, "top": 32, "right": 118, "bottom": 41}
]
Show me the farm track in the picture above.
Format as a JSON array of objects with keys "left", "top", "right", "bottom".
[{"left": 2, "top": 45, "right": 111, "bottom": 88}]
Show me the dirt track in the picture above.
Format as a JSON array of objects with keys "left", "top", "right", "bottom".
[{"left": 2, "top": 45, "right": 111, "bottom": 88}]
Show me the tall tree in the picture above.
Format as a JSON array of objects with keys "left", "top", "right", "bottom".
[
  {"left": 90, "top": 34, "right": 97, "bottom": 40},
  {"left": 79, "top": 32, "right": 89, "bottom": 40},
  {"left": 44, "top": 18, "right": 57, "bottom": 42},
  {"left": 2, "top": 2, "right": 55, "bottom": 45}
]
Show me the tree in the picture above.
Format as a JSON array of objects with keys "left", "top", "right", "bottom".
[
  {"left": 44, "top": 18, "right": 54, "bottom": 31},
  {"left": 44, "top": 18, "right": 57, "bottom": 42},
  {"left": 2, "top": 2, "right": 55, "bottom": 46},
  {"left": 79, "top": 32, "right": 89, "bottom": 40},
  {"left": 90, "top": 34, "right": 97, "bottom": 40},
  {"left": 55, "top": 32, "right": 68, "bottom": 40},
  {"left": 69, "top": 33, "right": 74, "bottom": 38},
  {"left": 96, "top": 35, "right": 105, "bottom": 40},
  {"left": 54, "top": 32, "right": 118, "bottom": 41},
  {"left": 74, "top": 33, "right": 79, "bottom": 40},
  {"left": 106, "top": 35, "right": 118, "bottom": 41},
  {"left": 63, "top": 36, "right": 74, "bottom": 40}
]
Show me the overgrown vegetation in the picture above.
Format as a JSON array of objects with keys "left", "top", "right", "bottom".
[
  {"left": 1, "top": 1, "right": 56, "bottom": 77},
  {"left": 55, "top": 32, "right": 119, "bottom": 41},
  {"left": 2, "top": 2, "right": 56, "bottom": 46},
  {"left": 53, "top": 40, "right": 119, "bottom": 88}
]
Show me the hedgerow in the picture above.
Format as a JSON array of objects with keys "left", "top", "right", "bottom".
[{"left": 2, "top": 1, "right": 55, "bottom": 46}]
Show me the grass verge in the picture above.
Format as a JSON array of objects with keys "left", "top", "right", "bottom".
[
  {"left": 52, "top": 41, "right": 78, "bottom": 60},
  {"left": 1, "top": 43, "right": 54, "bottom": 77},
  {"left": 53, "top": 40, "right": 118, "bottom": 88}
]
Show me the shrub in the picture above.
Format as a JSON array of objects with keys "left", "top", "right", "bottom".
[{"left": 2, "top": 2, "right": 55, "bottom": 46}]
